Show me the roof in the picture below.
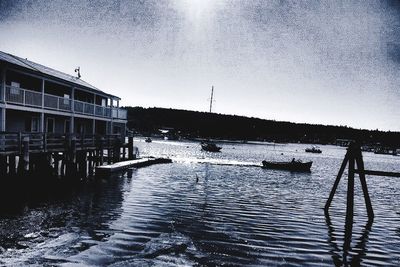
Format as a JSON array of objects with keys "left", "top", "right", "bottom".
[{"left": 0, "top": 51, "right": 120, "bottom": 100}]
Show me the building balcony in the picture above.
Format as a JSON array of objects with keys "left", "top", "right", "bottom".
[{"left": 2, "top": 85, "right": 127, "bottom": 120}]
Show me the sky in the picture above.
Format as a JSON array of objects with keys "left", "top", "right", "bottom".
[{"left": 1, "top": 0, "right": 400, "bottom": 130}]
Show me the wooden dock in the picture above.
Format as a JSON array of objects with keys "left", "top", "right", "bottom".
[
  {"left": 0, "top": 132, "right": 136, "bottom": 179},
  {"left": 95, "top": 157, "right": 172, "bottom": 176}
]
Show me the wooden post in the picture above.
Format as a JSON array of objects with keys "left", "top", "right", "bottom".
[
  {"left": 88, "top": 151, "right": 94, "bottom": 177},
  {"left": 344, "top": 153, "right": 355, "bottom": 251},
  {"left": 78, "top": 151, "right": 87, "bottom": 178},
  {"left": 122, "top": 146, "right": 126, "bottom": 160},
  {"left": 71, "top": 136, "right": 77, "bottom": 175},
  {"left": 61, "top": 152, "right": 66, "bottom": 177},
  {"left": 43, "top": 133, "right": 47, "bottom": 152},
  {"left": 66, "top": 136, "right": 77, "bottom": 177},
  {"left": 22, "top": 136, "right": 29, "bottom": 172},
  {"left": 128, "top": 136, "right": 134, "bottom": 160},
  {"left": 18, "top": 132, "right": 22, "bottom": 155},
  {"left": 324, "top": 152, "right": 349, "bottom": 213},
  {"left": 0, "top": 156, "right": 7, "bottom": 176},
  {"left": 9, "top": 155, "right": 16, "bottom": 176},
  {"left": 99, "top": 137, "right": 104, "bottom": 165},
  {"left": 113, "top": 138, "right": 121, "bottom": 163},
  {"left": 354, "top": 149, "right": 374, "bottom": 219},
  {"left": 107, "top": 136, "right": 112, "bottom": 164},
  {"left": 325, "top": 142, "right": 376, "bottom": 253},
  {"left": 53, "top": 153, "right": 59, "bottom": 177}
]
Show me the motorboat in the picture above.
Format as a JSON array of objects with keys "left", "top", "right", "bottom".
[
  {"left": 305, "top": 146, "right": 322, "bottom": 153},
  {"left": 201, "top": 142, "right": 222, "bottom": 152},
  {"left": 262, "top": 159, "right": 312, "bottom": 172}
]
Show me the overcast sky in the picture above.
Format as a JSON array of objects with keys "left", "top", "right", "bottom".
[{"left": 1, "top": 0, "right": 400, "bottom": 130}]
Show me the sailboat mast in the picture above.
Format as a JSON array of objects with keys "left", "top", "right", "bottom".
[{"left": 209, "top": 86, "right": 214, "bottom": 113}]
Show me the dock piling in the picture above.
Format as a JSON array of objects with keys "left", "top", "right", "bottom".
[
  {"left": 9, "top": 155, "right": 16, "bottom": 176},
  {"left": 0, "top": 156, "right": 7, "bottom": 176},
  {"left": 0, "top": 132, "right": 130, "bottom": 178},
  {"left": 22, "top": 136, "right": 29, "bottom": 173},
  {"left": 128, "top": 136, "right": 134, "bottom": 160}
]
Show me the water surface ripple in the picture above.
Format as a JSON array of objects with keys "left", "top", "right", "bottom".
[{"left": 0, "top": 139, "right": 400, "bottom": 266}]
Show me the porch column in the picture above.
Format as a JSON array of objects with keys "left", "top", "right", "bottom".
[
  {"left": 41, "top": 79, "right": 45, "bottom": 132},
  {"left": 71, "top": 87, "right": 75, "bottom": 134},
  {"left": 41, "top": 79, "right": 45, "bottom": 107},
  {"left": 0, "top": 108, "right": 5, "bottom": 131},
  {"left": 106, "top": 121, "right": 112, "bottom": 135},
  {"left": 70, "top": 117, "right": 74, "bottom": 134},
  {"left": 1, "top": 67, "right": 6, "bottom": 102},
  {"left": 92, "top": 119, "right": 96, "bottom": 135},
  {"left": 110, "top": 98, "right": 114, "bottom": 135},
  {"left": 40, "top": 113, "right": 45, "bottom": 132}
]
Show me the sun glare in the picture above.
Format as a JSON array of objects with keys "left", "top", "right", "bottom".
[{"left": 176, "top": 0, "right": 217, "bottom": 20}]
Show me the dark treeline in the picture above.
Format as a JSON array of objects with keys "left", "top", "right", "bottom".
[{"left": 126, "top": 107, "right": 400, "bottom": 146}]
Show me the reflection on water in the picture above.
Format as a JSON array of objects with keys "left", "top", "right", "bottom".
[
  {"left": 0, "top": 139, "right": 400, "bottom": 266},
  {"left": 0, "top": 170, "right": 134, "bottom": 265},
  {"left": 325, "top": 212, "right": 373, "bottom": 266}
]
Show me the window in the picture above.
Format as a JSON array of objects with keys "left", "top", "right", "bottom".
[
  {"left": 101, "top": 99, "right": 106, "bottom": 107},
  {"left": 46, "top": 118, "right": 55, "bottom": 133}
]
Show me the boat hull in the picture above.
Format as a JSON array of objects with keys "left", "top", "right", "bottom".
[
  {"left": 262, "top": 161, "right": 312, "bottom": 172},
  {"left": 305, "top": 149, "right": 321, "bottom": 153},
  {"left": 201, "top": 143, "right": 222, "bottom": 152}
]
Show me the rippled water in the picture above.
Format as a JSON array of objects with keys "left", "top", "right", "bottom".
[{"left": 1, "top": 139, "right": 400, "bottom": 266}]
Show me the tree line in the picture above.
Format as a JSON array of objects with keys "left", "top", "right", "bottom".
[{"left": 126, "top": 106, "right": 400, "bottom": 146}]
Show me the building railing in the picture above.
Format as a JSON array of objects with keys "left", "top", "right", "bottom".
[
  {"left": 113, "top": 108, "right": 127, "bottom": 120},
  {"left": 0, "top": 132, "right": 125, "bottom": 153},
  {"left": 3, "top": 85, "right": 127, "bottom": 120}
]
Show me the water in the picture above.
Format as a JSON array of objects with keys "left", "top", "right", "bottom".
[{"left": 1, "top": 139, "right": 400, "bottom": 266}]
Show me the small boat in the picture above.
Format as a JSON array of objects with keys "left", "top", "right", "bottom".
[
  {"left": 305, "top": 146, "right": 322, "bottom": 153},
  {"left": 374, "top": 148, "right": 397, "bottom": 156},
  {"left": 201, "top": 142, "right": 222, "bottom": 152},
  {"left": 145, "top": 137, "right": 152, "bottom": 143},
  {"left": 201, "top": 86, "right": 222, "bottom": 153},
  {"left": 262, "top": 159, "right": 312, "bottom": 172}
]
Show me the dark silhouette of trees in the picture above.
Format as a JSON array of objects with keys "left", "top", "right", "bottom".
[{"left": 126, "top": 106, "right": 400, "bottom": 146}]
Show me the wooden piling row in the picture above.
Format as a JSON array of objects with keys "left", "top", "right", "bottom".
[{"left": 0, "top": 133, "right": 134, "bottom": 179}]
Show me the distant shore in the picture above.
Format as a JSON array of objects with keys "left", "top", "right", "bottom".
[{"left": 126, "top": 107, "right": 400, "bottom": 148}]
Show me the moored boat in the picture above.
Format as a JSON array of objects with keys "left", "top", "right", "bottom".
[
  {"left": 201, "top": 142, "right": 222, "bottom": 152},
  {"left": 373, "top": 147, "right": 397, "bottom": 156},
  {"left": 201, "top": 86, "right": 222, "bottom": 153},
  {"left": 305, "top": 146, "right": 322, "bottom": 153},
  {"left": 262, "top": 160, "right": 312, "bottom": 172}
]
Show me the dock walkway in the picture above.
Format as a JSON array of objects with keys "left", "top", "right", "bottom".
[{"left": 96, "top": 157, "right": 172, "bottom": 175}]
